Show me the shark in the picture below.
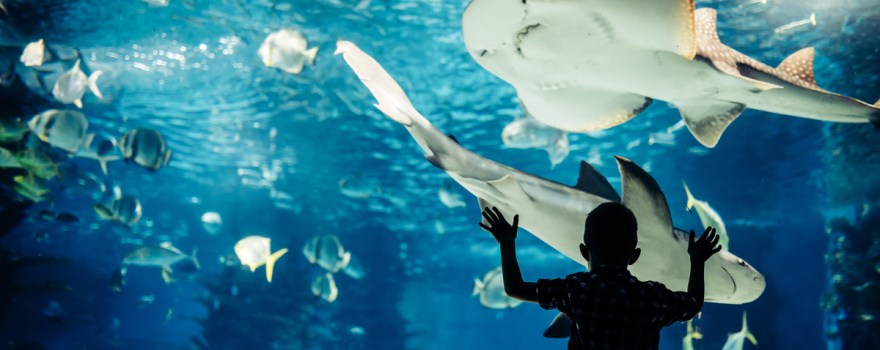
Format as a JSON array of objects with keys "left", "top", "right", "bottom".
[
  {"left": 461, "top": 0, "right": 880, "bottom": 147},
  {"left": 334, "top": 41, "right": 765, "bottom": 304}
]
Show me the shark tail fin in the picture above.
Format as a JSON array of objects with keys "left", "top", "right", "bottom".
[
  {"left": 88, "top": 70, "right": 104, "bottom": 99},
  {"left": 190, "top": 247, "right": 201, "bottom": 270},
  {"left": 777, "top": 47, "right": 817, "bottom": 86},
  {"left": 334, "top": 41, "right": 428, "bottom": 127},
  {"left": 264, "top": 248, "right": 289, "bottom": 283},
  {"left": 740, "top": 311, "right": 758, "bottom": 344},
  {"left": 472, "top": 278, "right": 483, "bottom": 296},
  {"left": 306, "top": 47, "right": 319, "bottom": 65},
  {"left": 683, "top": 182, "right": 695, "bottom": 211},
  {"left": 678, "top": 101, "right": 746, "bottom": 148}
]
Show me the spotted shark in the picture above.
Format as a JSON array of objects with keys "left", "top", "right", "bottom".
[
  {"left": 462, "top": 0, "right": 880, "bottom": 147},
  {"left": 335, "top": 41, "right": 765, "bottom": 304}
]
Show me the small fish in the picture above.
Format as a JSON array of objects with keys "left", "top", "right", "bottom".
[
  {"left": 438, "top": 181, "right": 467, "bottom": 208},
  {"left": 118, "top": 128, "right": 172, "bottom": 171},
  {"left": 36, "top": 210, "right": 79, "bottom": 223},
  {"left": 311, "top": 272, "right": 338, "bottom": 303},
  {"left": 501, "top": 116, "right": 569, "bottom": 168},
  {"left": 683, "top": 319, "right": 703, "bottom": 350},
  {"left": 15, "top": 150, "right": 58, "bottom": 179},
  {"left": 94, "top": 195, "right": 143, "bottom": 226},
  {"left": 339, "top": 176, "right": 380, "bottom": 198},
  {"left": 258, "top": 28, "right": 318, "bottom": 74},
  {"left": 774, "top": 13, "right": 817, "bottom": 36},
  {"left": 20, "top": 39, "right": 46, "bottom": 67},
  {"left": 51, "top": 59, "right": 103, "bottom": 108},
  {"left": 0, "top": 147, "right": 23, "bottom": 168},
  {"left": 13, "top": 175, "right": 49, "bottom": 202},
  {"left": 234, "top": 235, "right": 288, "bottom": 283},
  {"left": 722, "top": 312, "right": 757, "bottom": 350},
  {"left": 110, "top": 267, "right": 127, "bottom": 293},
  {"left": 28, "top": 109, "right": 94, "bottom": 153},
  {"left": 473, "top": 266, "right": 522, "bottom": 309},
  {"left": 164, "top": 308, "right": 174, "bottom": 323},
  {"left": 0, "top": 118, "right": 28, "bottom": 143},
  {"left": 41, "top": 300, "right": 65, "bottom": 322},
  {"left": 137, "top": 294, "right": 155, "bottom": 306},
  {"left": 201, "top": 212, "right": 222, "bottom": 235},
  {"left": 122, "top": 243, "right": 200, "bottom": 281},
  {"left": 684, "top": 182, "right": 730, "bottom": 250},
  {"left": 302, "top": 235, "right": 352, "bottom": 273}
]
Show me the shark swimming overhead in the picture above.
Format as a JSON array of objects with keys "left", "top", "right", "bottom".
[
  {"left": 335, "top": 41, "right": 765, "bottom": 304},
  {"left": 461, "top": 0, "right": 880, "bottom": 147}
]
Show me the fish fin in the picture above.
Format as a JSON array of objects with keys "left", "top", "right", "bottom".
[
  {"left": 306, "top": 47, "right": 319, "bottom": 65},
  {"left": 264, "top": 248, "right": 289, "bottom": 283},
  {"left": 340, "top": 251, "right": 352, "bottom": 271},
  {"left": 616, "top": 156, "right": 673, "bottom": 237},
  {"left": 447, "top": 134, "right": 459, "bottom": 144},
  {"left": 777, "top": 47, "right": 817, "bottom": 86},
  {"left": 573, "top": 160, "right": 620, "bottom": 202},
  {"left": 543, "top": 313, "right": 572, "bottom": 338},
  {"left": 545, "top": 133, "right": 569, "bottom": 169},
  {"left": 746, "top": 331, "right": 757, "bottom": 345},
  {"left": 92, "top": 204, "right": 114, "bottom": 220},
  {"left": 163, "top": 150, "right": 172, "bottom": 167},
  {"left": 477, "top": 197, "right": 494, "bottom": 227},
  {"left": 472, "top": 278, "right": 483, "bottom": 296},
  {"left": 98, "top": 156, "right": 120, "bottom": 176},
  {"left": 677, "top": 100, "right": 745, "bottom": 148},
  {"left": 683, "top": 181, "right": 695, "bottom": 211},
  {"left": 161, "top": 269, "right": 175, "bottom": 284},
  {"left": 518, "top": 87, "right": 652, "bottom": 132},
  {"left": 190, "top": 247, "right": 200, "bottom": 270},
  {"left": 88, "top": 70, "right": 104, "bottom": 99},
  {"left": 335, "top": 41, "right": 428, "bottom": 126},
  {"left": 74, "top": 99, "right": 82, "bottom": 109},
  {"left": 83, "top": 133, "right": 95, "bottom": 150},
  {"left": 487, "top": 175, "right": 532, "bottom": 203}
]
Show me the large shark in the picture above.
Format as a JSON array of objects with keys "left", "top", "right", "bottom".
[
  {"left": 462, "top": 0, "right": 880, "bottom": 147},
  {"left": 335, "top": 41, "right": 765, "bottom": 304}
]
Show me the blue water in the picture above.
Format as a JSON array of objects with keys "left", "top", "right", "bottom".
[{"left": 1, "top": 0, "right": 879, "bottom": 349}]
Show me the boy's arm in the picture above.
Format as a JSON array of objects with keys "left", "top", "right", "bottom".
[
  {"left": 480, "top": 207, "right": 538, "bottom": 303},
  {"left": 687, "top": 227, "right": 722, "bottom": 312}
]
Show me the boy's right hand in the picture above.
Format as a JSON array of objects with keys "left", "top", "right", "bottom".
[{"left": 688, "top": 227, "right": 722, "bottom": 263}]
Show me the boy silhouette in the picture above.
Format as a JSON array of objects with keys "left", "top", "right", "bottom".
[{"left": 480, "top": 202, "right": 721, "bottom": 349}]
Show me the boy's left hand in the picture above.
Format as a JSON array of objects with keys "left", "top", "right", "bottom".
[{"left": 479, "top": 207, "right": 519, "bottom": 245}]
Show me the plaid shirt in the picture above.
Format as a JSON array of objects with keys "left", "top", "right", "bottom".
[{"left": 536, "top": 265, "right": 699, "bottom": 349}]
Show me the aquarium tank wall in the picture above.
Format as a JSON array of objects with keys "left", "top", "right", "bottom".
[{"left": 0, "top": 0, "right": 878, "bottom": 349}]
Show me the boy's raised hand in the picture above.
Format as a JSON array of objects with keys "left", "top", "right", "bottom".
[
  {"left": 688, "top": 227, "right": 722, "bottom": 262},
  {"left": 479, "top": 207, "right": 519, "bottom": 245}
]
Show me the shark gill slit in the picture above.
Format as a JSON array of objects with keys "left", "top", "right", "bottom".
[{"left": 721, "top": 266, "right": 737, "bottom": 298}]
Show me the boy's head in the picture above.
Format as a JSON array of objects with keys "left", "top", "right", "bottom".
[{"left": 579, "top": 202, "right": 641, "bottom": 266}]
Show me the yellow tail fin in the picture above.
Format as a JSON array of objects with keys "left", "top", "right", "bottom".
[
  {"left": 264, "top": 248, "right": 289, "bottom": 283},
  {"left": 683, "top": 181, "right": 695, "bottom": 211}
]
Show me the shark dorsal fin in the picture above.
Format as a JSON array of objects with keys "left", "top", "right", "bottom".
[
  {"left": 573, "top": 161, "right": 621, "bottom": 202},
  {"left": 615, "top": 156, "right": 673, "bottom": 238},
  {"left": 777, "top": 47, "right": 817, "bottom": 86},
  {"left": 694, "top": 8, "right": 720, "bottom": 43}
]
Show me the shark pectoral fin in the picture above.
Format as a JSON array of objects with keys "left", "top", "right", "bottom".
[
  {"left": 777, "top": 47, "right": 818, "bottom": 87},
  {"left": 336, "top": 41, "right": 429, "bottom": 127},
  {"left": 573, "top": 161, "right": 620, "bottom": 202},
  {"left": 604, "top": 0, "right": 696, "bottom": 59},
  {"left": 615, "top": 156, "right": 673, "bottom": 236},
  {"left": 161, "top": 268, "right": 175, "bottom": 284},
  {"left": 264, "top": 248, "right": 288, "bottom": 283},
  {"left": 487, "top": 175, "right": 532, "bottom": 204},
  {"left": 677, "top": 100, "right": 745, "bottom": 148},
  {"left": 518, "top": 86, "right": 652, "bottom": 132},
  {"left": 543, "top": 313, "right": 572, "bottom": 338}
]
